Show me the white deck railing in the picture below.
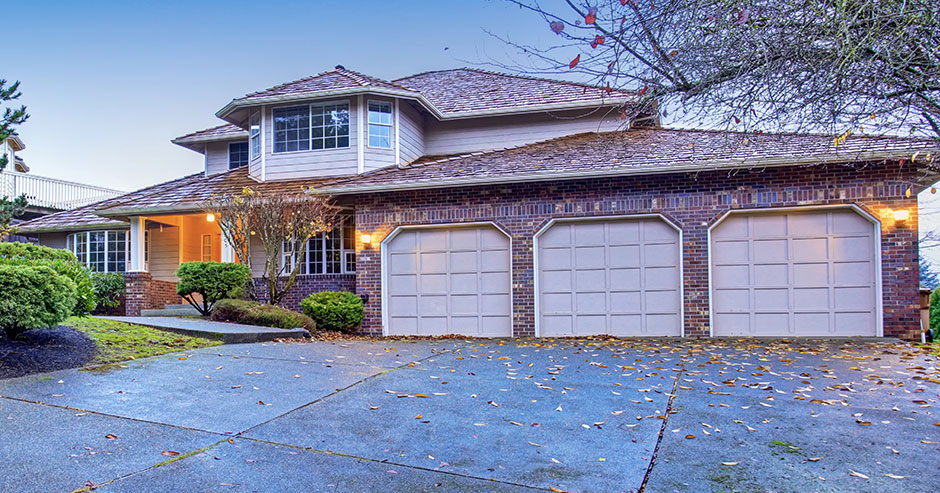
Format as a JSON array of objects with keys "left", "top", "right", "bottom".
[{"left": 0, "top": 170, "right": 124, "bottom": 210}]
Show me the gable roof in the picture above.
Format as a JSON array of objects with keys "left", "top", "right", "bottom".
[
  {"left": 318, "top": 128, "right": 940, "bottom": 194},
  {"left": 172, "top": 123, "right": 248, "bottom": 146},
  {"left": 215, "top": 66, "right": 635, "bottom": 122},
  {"left": 392, "top": 68, "right": 634, "bottom": 116}
]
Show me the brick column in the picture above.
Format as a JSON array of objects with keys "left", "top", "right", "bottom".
[{"left": 124, "top": 271, "right": 152, "bottom": 316}]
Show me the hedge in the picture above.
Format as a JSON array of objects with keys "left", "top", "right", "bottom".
[
  {"left": 301, "top": 291, "right": 364, "bottom": 333},
  {"left": 210, "top": 299, "right": 316, "bottom": 332},
  {"left": 0, "top": 264, "right": 77, "bottom": 338}
]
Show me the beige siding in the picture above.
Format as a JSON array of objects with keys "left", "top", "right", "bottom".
[
  {"left": 38, "top": 232, "right": 68, "bottom": 250},
  {"left": 149, "top": 225, "right": 180, "bottom": 282},
  {"left": 263, "top": 98, "right": 360, "bottom": 180},
  {"left": 248, "top": 156, "right": 263, "bottom": 180},
  {"left": 206, "top": 140, "right": 248, "bottom": 176},
  {"left": 398, "top": 101, "right": 425, "bottom": 166},
  {"left": 362, "top": 96, "right": 397, "bottom": 172},
  {"left": 423, "top": 108, "right": 624, "bottom": 156},
  {"left": 249, "top": 235, "right": 266, "bottom": 277}
]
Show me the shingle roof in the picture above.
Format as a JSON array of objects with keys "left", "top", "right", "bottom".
[
  {"left": 172, "top": 124, "right": 247, "bottom": 144},
  {"left": 392, "top": 68, "right": 634, "bottom": 115},
  {"left": 235, "top": 66, "right": 416, "bottom": 102},
  {"left": 319, "top": 128, "right": 940, "bottom": 193}
]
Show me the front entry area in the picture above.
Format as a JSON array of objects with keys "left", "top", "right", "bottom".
[
  {"left": 710, "top": 207, "right": 880, "bottom": 337},
  {"left": 535, "top": 216, "right": 683, "bottom": 337},
  {"left": 383, "top": 224, "right": 512, "bottom": 337}
]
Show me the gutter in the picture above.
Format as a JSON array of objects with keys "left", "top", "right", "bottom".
[
  {"left": 315, "top": 148, "right": 940, "bottom": 195},
  {"left": 17, "top": 222, "right": 129, "bottom": 234},
  {"left": 96, "top": 203, "right": 204, "bottom": 217}
]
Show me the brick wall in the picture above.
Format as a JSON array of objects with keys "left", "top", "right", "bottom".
[
  {"left": 253, "top": 274, "right": 356, "bottom": 312},
  {"left": 353, "top": 161, "right": 920, "bottom": 340},
  {"left": 124, "top": 272, "right": 181, "bottom": 316}
]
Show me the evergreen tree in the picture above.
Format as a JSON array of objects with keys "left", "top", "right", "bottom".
[
  {"left": 921, "top": 257, "right": 940, "bottom": 290},
  {"left": 0, "top": 78, "right": 29, "bottom": 239}
]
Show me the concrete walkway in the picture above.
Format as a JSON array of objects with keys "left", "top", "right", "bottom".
[
  {"left": 0, "top": 339, "right": 938, "bottom": 492},
  {"left": 98, "top": 316, "right": 309, "bottom": 343}
]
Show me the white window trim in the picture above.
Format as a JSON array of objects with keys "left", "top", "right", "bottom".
[
  {"left": 271, "top": 99, "right": 351, "bottom": 154},
  {"left": 366, "top": 99, "right": 393, "bottom": 150},
  {"left": 280, "top": 220, "right": 356, "bottom": 275},
  {"left": 249, "top": 111, "right": 262, "bottom": 162},
  {"left": 66, "top": 230, "right": 148, "bottom": 273}
]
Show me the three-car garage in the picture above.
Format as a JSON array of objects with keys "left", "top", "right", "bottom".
[{"left": 380, "top": 207, "right": 882, "bottom": 338}]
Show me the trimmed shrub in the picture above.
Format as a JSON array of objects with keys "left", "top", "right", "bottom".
[
  {"left": 176, "top": 262, "right": 251, "bottom": 316},
  {"left": 210, "top": 299, "right": 315, "bottom": 332},
  {"left": 930, "top": 289, "right": 940, "bottom": 339},
  {"left": 301, "top": 291, "right": 364, "bottom": 333},
  {"left": 92, "top": 272, "right": 125, "bottom": 312},
  {"left": 0, "top": 242, "right": 95, "bottom": 317},
  {"left": 0, "top": 264, "right": 78, "bottom": 339}
]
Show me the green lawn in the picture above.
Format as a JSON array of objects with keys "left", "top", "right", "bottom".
[{"left": 62, "top": 317, "right": 222, "bottom": 365}]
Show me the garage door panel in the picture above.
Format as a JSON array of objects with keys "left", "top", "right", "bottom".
[
  {"left": 792, "top": 263, "right": 828, "bottom": 286},
  {"left": 646, "top": 314, "right": 680, "bottom": 335},
  {"left": 792, "top": 238, "right": 828, "bottom": 262},
  {"left": 538, "top": 217, "right": 681, "bottom": 336},
  {"left": 386, "top": 225, "right": 511, "bottom": 337},
  {"left": 755, "top": 288, "right": 789, "bottom": 311},
  {"left": 711, "top": 209, "right": 877, "bottom": 337},
  {"left": 753, "top": 239, "right": 788, "bottom": 263},
  {"left": 714, "top": 265, "right": 750, "bottom": 287},
  {"left": 754, "top": 264, "right": 788, "bottom": 287},
  {"left": 793, "top": 288, "right": 829, "bottom": 310},
  {"left": 609, "top": 245, "right": 640, "bottom": 267},
  {"left": 482, "top": 316, "right": 512, "bottom": 335},
  {"left": 713, "top": 240, "right": 749, "bottom": 264}
]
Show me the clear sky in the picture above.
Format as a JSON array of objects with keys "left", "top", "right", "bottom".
[{"left": 4, "top": 0, "right": 559, "bottom": 190}]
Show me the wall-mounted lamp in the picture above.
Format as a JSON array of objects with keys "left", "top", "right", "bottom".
[
  {"left": 361, "top": 233, "right": 372, "bottom": 245},
  {"left": 206, "top": 213, "right": 216, "bottom": 223},
  {"left": 893, "top": 209, "right": 910, "bottom": 222}
]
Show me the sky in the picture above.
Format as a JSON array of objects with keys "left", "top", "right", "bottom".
[{"left": 6, "top": 0, "right": 940, "bottom": 263}]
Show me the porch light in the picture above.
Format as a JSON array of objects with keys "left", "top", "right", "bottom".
[
  {"left": 893, "top": 209, "right": 909, "bottom": 222},
  {"left": 361, "top": 233, "right": 372, "bottom": 245},
  {"left": 206, "top": 213, "right": 215, "bottom": 223}
]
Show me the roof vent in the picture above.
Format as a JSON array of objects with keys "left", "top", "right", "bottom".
[{"left": 335, "top": 65, "right": 345, "bottom": 70}]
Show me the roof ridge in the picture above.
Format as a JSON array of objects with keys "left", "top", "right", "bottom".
[
  {"left": 394, "top": 67, "right": 636, "bottom": 95},
  {"left": 334, "top": 67, "right": 416, "bottom": 92},
  {"left": 644, "top": 125, "right": 938, "bottom": 143},
  {"left": 241, "top": 68, "right": 344, "bottom": 98}
]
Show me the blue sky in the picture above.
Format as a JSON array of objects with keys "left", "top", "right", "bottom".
[{"left": 5, "top": 0, "right": 559, "bottom": 190}]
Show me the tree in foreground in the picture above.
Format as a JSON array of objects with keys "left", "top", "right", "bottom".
[
  {"left": 203, "top": 188, "right": 341, "bottom": 306},
  {"left": 0, "top": 78, "right": 29, "bottom": 239},
  {"left": 175, "top": 262, "right": 251, "bottom": 316},
  {"left": 498, "top": 0, "right": 940, "bottom": 142}
]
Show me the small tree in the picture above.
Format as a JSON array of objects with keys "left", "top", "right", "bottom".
[
  {"left": 203, "top": 187, "right": 341, "bottom": 306},
  {"left": 0, "top": 78, "right": 29, "bottom": 239},
  {"left": 176, "top": 262, "right": 251, "bottom": 316},
  {"left": 921, "top": 257, "right": 940, "bottom": 290}
]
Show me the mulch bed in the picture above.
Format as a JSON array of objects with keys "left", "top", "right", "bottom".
[{"left": 0, "top": 327, "right": 97, "bottom": 380}]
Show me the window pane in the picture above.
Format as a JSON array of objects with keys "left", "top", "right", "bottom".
[
  {"left": 229, "top": 142, "right": 250, "bottom": 169},
  {"left": 310, "top": 102, "right": 349, "bottom": 150},
  {"left": 250, "top": 112, "right": 261, "bottom": 160},
  {"left": 89, "top": 231, "right": 106, "bottom": 272},
  {"left": 273, "top": 106, "right": 310, "bottom": 153}
]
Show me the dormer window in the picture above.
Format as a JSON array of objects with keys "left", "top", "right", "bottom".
[
  {"left": 273, "top": 101, "right": 350, "bottom": 153},
  {"left": 368, "top": 101, "right": 392, "bottom": 148},
  {"left": 249, "top": 112, "right": 261, "bottom": 161},
  {"left": 229, "top": 142, "right": 250, "bottom": 169}
]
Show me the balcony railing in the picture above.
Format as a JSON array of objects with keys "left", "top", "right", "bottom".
[{"left": 0, "top": 170, "right": 124, "bottom": 210}]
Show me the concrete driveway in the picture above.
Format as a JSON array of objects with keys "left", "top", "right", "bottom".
[{"left": 0, "top": 338, "right": 938, "bottom": 492}]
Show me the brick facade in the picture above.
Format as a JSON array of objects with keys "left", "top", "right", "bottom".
[
  {"left": 124, "top": 272, "right": 181, "bottom": 316},
  {"left": 254, "top": 274, "right": 357, "bottom": 311},
  {"left": 353, "top": 161, "right": 920, "bottom": 340}
]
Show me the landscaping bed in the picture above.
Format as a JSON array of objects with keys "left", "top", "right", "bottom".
[{"left": 0, "top": 317, "right": 222, "bottom": 379}]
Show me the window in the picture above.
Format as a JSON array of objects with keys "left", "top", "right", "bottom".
[
  {"left": 272, "top": 102, "right": 349, "bottom": 153},
  {"left": 282, "top": 218, "right": 356, "bottom": 274},
  {"left": 368, "top": 101, "right": 392, "bottom": 148},
  {"left": 201, "top": 234, "right": 213, "bottom": 262},
  {"left": 249, "top": 111, "right": 261, "bottom": 161},
  {"left": 229, "top": 142, "right": 250, "bottom": 169},
  {"left": 66, "top": 230, "right": 146, "bottom": 273}
]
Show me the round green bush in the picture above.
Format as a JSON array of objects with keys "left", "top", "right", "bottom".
[
  {"left": 0, "top": 242, "right": 95, "bottom": 317},
  {"left": 301, "top": 291, "right": 364, "bottom": 333},
  {"left": 210, "top": 299, "right": 315, "bottom": 332},
  {"left": 0, "top": 264, "right": 78, "bottom": 339},
  {"left": 176, "top": 262, "right": 252, "bottom": 315}
]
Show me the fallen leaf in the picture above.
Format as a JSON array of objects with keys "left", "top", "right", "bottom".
[
  {"left": 548, "top": 487, "right": 567, "bottom": 493},
  {"left": 161, "top": 451, "right": 181, "bottom": 456},
  {"left": 415, "top": 414, "right": 423, "bottom": 419},
  {"left": 685, "top": 434, "right": 696, "bottom": 439},
  {"left": 369, "top": 406, "right": 380, "bottom": 410},
  {"left": 721, "top": 462, "right": 739, "bottom": 466},
  {"left": 807, "top": 457, "right": 822, "bottom": 462},
  {"left": 105, "top": 434, "right": 118, "bottom": 440},
  {"left": 884, "top": 474, "right": 905, "bottom": 479},
  {"left": 848, "top": 470, "right": 869, "bottom": 479}
]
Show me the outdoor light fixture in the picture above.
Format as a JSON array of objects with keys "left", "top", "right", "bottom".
[
  {"left": 893, "top": 209, "right": 910, "bottom": 222},
  {"left": 361, "top": 233, "right": 372, "bottom": 245},
  {"left": 206, "top": 213, "right": 215, "bottom": 223}
]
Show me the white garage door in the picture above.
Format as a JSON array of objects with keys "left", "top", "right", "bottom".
[
  {"left": 711, "top": 209, "right": 878, "bottom": 337},
  {"left": 537, "top": 217, "right": 682, "bottom": 337},
  {"left": 385, "top": 225, "right": 512, "bottom": 337}
]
